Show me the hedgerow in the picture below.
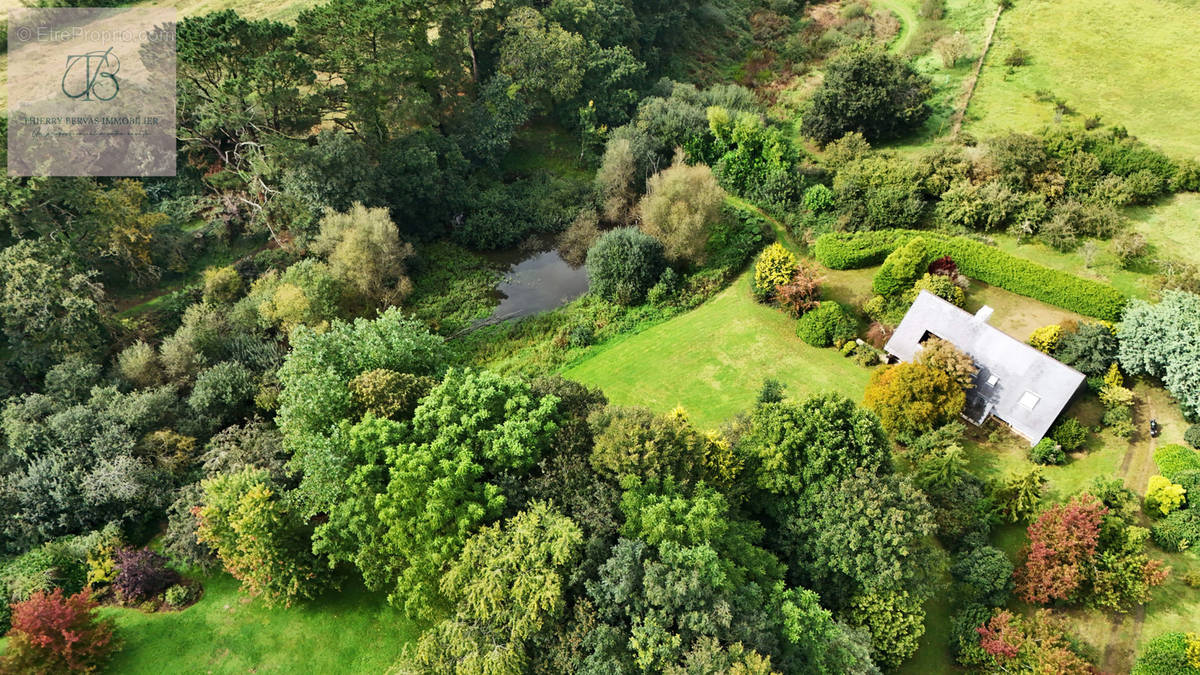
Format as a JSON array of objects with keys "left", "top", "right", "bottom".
[
  {"left": 813, "top": 230, "right": 924, "bottom": 269},
  {"left": 813, "top": 231, "right": 1129, "bottom": 320}
]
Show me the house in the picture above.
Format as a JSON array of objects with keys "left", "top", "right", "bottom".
[{"left": 883, "top": 290, "right": 1085, "bottom": 445}]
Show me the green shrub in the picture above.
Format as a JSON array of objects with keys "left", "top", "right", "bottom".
[
  {"left": 803, "top": 183, "right": 835, "bottom": 213},
  {"left": 813, "top": 231, "right": 1128, "bottom": 320},
  {"left": 1155, "top": 444, "right": 1200, "bottom": 480},
  {"left": 1050, "top": 418, "right": 1088, "bottom": 452},
  {"left": 1184, "top": 571, "right": 1200, "bottom": 588},
  {"left": 1131, "top": 631, "right": 1200, "bottom": 675},
  {"left": 585, "top": 228, "right": 667, "bottom": 306},
  {"left": 1185, "top": 424, "right": 1200, "bottom": 449},
  {"left": 163, "top": 584, "right": 193, "bottom": 608},
  {"left": 1175, "top": 470, "right": 1200, "bottom": 507},
  {"left": 1029, "top": 438, "right": 1065, "bottom": 465},
  {"left": 796, "top": 301, "right": 858, "bottom": 347},
  {"left": 1150, "top": 509, "right": 1200, "bottom": 552}
]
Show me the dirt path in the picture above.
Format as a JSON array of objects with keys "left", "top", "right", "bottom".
[
  {"left": 949, "top": 4, "right": 1004, "bottom": 138},
  {"left": 1101, "top": 391, "right": 1157, "bottom": 673}
]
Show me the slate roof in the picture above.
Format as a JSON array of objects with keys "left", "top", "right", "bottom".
[{"left": 883, "top": 290, "right": 1085, "bottom": 445}]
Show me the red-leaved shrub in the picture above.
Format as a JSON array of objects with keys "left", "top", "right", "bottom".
[
  {"left": 1, "top": 588, "right": 118, "bottom": 673},
  {"left": 1013, "top": 495, "right": 1105, "bottom": 604},
  {"left": 928, "top": 255, "right": 959, "bottom": 278},
  {"left": 113, "top": 548, "right": 180, "bottom": 603}
]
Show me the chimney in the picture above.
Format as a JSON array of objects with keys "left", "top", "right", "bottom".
[{"left": 973, "top": 306, "right": 994, "bottom": 324}]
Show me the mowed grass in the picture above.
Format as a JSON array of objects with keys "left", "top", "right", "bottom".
[
  {"left": 562, "top": 272, "right": 873, "bottom": 430},
  {"left": 100, "top": 574, "right": 420, "bottom": 674},
  {"left": 966, "top": 0, "right": 1200, "bottom": 158}
]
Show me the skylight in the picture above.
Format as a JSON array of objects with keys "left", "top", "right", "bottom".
[{"left": 1018, "top": 391, "right": 1041, "bottom": 410}]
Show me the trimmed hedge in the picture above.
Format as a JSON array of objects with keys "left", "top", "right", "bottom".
[
  {"left": 1154, "top": 444, "right": 1200, "bottom": 480},
  {"left": 813, "top": 230, "right": 923, "bottom": 269},
  {"left": 813, "top": 230, "right": 1129, "bottom": 320}
]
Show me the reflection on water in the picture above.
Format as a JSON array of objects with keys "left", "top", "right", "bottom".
[{"left": 479, "top": 246, "right": 589, "bottom": 325}]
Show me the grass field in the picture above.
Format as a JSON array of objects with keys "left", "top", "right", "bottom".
[
  {"left": 966, "top": 0, "right": 1200, "bottom": 158},
  {"left": 101, "top": 574, "right": 420, "bottom": 674},
  {"left": 563, "top": 272, "right": 874, "bottom": 430}
]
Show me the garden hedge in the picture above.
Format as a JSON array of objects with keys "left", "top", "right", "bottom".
[
  {"left": 813, "top": 230, "right": 1129, "bottom": 320},
  {"left": 813, "top": 230, "right": 923, "bottom": 269}
]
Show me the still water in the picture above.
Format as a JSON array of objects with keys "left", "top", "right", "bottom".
[{"left": 478, "top": 244, "right": 589, "bottom": 325}]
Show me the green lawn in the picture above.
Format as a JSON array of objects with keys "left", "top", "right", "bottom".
[
  {"left": 562, "top": 272, "right": 874, "bottom": 430},
  {"left": 966, "top": 0, "right": 1200, "bottom": 158},
  {"left": 100, "top": 574, "right": 420, "bottom": 674},
  {"left": 1130, "top": 193, "right": 1200, "bottom": 267}
]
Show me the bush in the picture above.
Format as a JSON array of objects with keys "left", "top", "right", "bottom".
[
  {"left": 638, "top": 160, "right": 726, "bottom": 265},
  {"left": 1028, "top": 324, "right": 1063, "bottom": 353},
  {"left": 1176, "top": 470, "right": 1200, "bottom": 507},
  {"left": 1132, "top": 632, "right": 1200, "bottom": 675},
  {"left": 1185, "top": 424, "right": 1200, "bottom": 449},
  {"left": 1050, "top": 418, "right": 1088, "bottom": 452},
  {"left": 911, "top": 272, "right": 965, "bottom": 307},
  {"left": 163, "top": 584, "right": 194, "bottom": 608},
  {"left": 1029, "top": 438, "right": 1065, "bottom": 465},
  {"left": 753, "top": 242, "right": 798, "bottom": 298},
  {"left": 1155, "top": 444, "right": 1200, "bottom": 480},
  {"left": 1185, "top": 571, "right": 1200, "bottom": 588},
  {"left": 814, "top": 231, "right": 1128, "bottom": 320},
  {"left": 585, "top": 227, "right": 667, "bottom": 306},
  {"left": 201, "top": 266, "right": 243, "bottom": 304},
  {"left": 796, "top": 301, "right": 858, "bottom": 347},
  {"left": 1144, "top": 476, "right": 1186, "bottom": 517},
  {"left": 803, "top": 183, "right": 835, "bottom": 213},
  {"left": 188, "top": 361, "right": 257, "bottom": 429},
  {"left": 117, "top": 341, "right": 161, "bottom": 388},
  {"left": 0, "top": 589, "right": 118, "bottom": 674},
  {"left": 113, "top": 548, "right": 181, "bottom": 603},
  {"left": 1151, "top": 509, "right": 1200, "bottom": 552},
  {"left": 832, "top": 155, "right": 927, "bottom": 230}
]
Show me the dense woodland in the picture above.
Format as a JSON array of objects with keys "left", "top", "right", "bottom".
[{"left": 1, "top": 0, "right": 1199, "bottom": 673}]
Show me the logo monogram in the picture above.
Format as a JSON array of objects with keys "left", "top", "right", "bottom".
[{"left": 61, "top": 47, "right": 120, "bottom": 101}]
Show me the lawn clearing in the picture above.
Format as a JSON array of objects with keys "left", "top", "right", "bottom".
[
  {"left": 562, "top": 272, "right": 873, "bottom": 430},
  {"left": 966, "top": 0, "right": 1200, "bottom": 158},
  {"left": 100, "top": 574, "right": 419, "bottom": 674},
  {"left": 1129, "top": 192, "right": 1200, "bottom": 268}
]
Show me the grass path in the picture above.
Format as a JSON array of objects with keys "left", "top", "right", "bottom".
[{"left": 873, "top": 0, "right": 919, "bottom": 55}]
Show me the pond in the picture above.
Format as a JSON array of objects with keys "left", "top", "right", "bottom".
[{"left": 476, "top": 241, "right": 589, "bottom": 326}]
